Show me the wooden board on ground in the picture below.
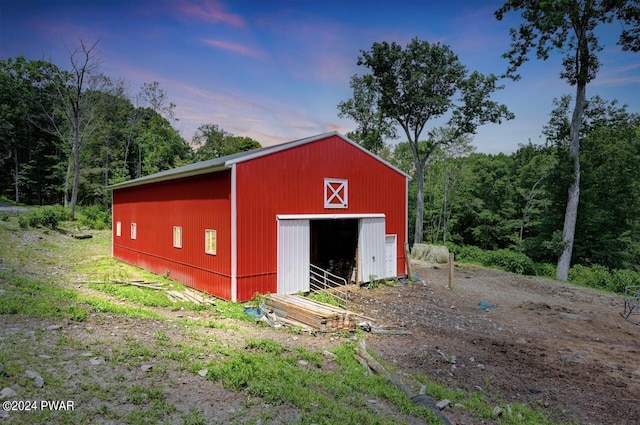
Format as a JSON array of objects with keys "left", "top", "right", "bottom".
[
  {"left": 265, "top": 294, "right": 357, "bottom": 333},
  {"left": 165, "top": 288, "right": 216, "bottom": 305}
]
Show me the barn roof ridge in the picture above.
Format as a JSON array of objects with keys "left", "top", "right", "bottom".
[{"left": 109, "top": 131, "right": 408, "bottom": 190}]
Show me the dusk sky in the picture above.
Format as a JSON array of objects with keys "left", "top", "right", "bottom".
[{"left": 1, "top": 0, "right": 639, "bottom": 154}]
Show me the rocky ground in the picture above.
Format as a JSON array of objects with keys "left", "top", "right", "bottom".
[{"left": 349, "top": 262, "right": 640, "bottom": 425}]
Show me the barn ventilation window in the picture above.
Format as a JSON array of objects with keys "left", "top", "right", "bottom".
[
  {"left": 116, "top": 221, "right": 122, "bottom": 237},
  {"left": 324, "top": 178, "right": 348, "bottom": 209},
  {"left": 131, "top": 223, "right": 137, "bottom": 240},
  {"left": 205, "top": 229, "right": 217, "bottom": 255},
  {"left": 173, "top": 226, "right": 182, "bottom": 248}
]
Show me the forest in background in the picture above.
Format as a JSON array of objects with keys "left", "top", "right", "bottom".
[
  {"left": 1, "top": 52, "right": 640, "bottom": 281},
  {"left": 0, "top": 52, "right": 260, "bottom": 212}
]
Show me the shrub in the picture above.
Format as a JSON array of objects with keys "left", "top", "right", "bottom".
[
  {"left": 453, "top": 245, "right": 487, "bottom": 264},
  {"left": 77, "top": 205, "right": 111, "bottom": 230},
  {"left": 18, "top": 205, "right": 71, "bottom": 229},
  {"left": 568, "top": 264, "right": 612, "bottom": 290},
  {"left": 609, "top": 269, "right": 640, "bottom": 294},
  {"left": 483, "top": 249, "right": 536, "bottom": 275},
  {"left": 0, "top": 212, "right": 9, "bottom": 221},
  {"left": 533, "top": 263, "right": 556, "bottom": 278}
]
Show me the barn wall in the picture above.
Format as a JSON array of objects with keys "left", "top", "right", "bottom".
[
  {"left": 235, "top": 134, "right": 407, "bottom": 301},
  {"left": 112, "top": 171, "right": 232, "bottom": 299}
]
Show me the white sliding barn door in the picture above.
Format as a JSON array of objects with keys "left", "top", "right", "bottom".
[
  {"left": 277, "top": 219, "right": 310, "bottom": 294},
  {"left": 358, "top": 217, "right": 386, "bottom": 282}
]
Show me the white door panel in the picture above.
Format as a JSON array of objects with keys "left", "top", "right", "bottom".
[
  {"left": 358, "top": 217, "right": 386, "bottom": 282},
  {"left": 385, "top": 235, "right": 397, "bottom": 278},
  {"left": 277, "top": 219, "right": 310, "bottom": 294}
]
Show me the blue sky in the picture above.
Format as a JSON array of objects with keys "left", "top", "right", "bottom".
[{"left": 1, "top": 0, "right": 639, "bottom": 154}]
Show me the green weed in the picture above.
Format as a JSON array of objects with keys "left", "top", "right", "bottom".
[
  {"left": 0, "top": 273, "right": 88, "bottom": 321},
  {"left": 83, "top": 296, "right": 162, "bottom": 319}
]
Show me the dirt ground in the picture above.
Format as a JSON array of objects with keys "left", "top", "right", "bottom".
[
  {"left": 2, "top": 225, "right": 639, "bottom": 424},
  {"left": 348, "top": 262, "right": 640, "bottom": 425}
]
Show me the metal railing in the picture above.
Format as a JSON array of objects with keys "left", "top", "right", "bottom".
[{"left": 309, "top": 263, "right": 349, "bottom": 310}]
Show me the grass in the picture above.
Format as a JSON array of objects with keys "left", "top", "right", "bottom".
[
  {"left": 0, "top": 214, "right": 567, "bottom": 425},
  {"left": 0, "top": 273, "right": 89, "bottom": 321}
]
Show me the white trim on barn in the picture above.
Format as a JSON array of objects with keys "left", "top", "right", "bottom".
[
  {"left": 276, "top": 213, "right": 388, "bottom": 290},
  {"left": 276, "top": 213, "right": 385, "bottom": 220},
  {"left": 230, "top": 164, "right": 238, "bottom": 302}
]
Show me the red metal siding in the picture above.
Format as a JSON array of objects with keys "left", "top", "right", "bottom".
[
  {"left": 235, "top": 135, "right": 407, "bottom": 301},
  {"left": 112, "top": 171, "right": 232, "bottom": 299}
]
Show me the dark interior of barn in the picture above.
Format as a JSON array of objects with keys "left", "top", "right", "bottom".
[{"left": 310, "top": 218, "right": 358, "bottom": 283}]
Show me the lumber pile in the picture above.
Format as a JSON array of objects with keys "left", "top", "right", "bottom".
[
  {"left": 166, "top": 288, "right": 216, "bottom": 305},
  {"left": 265, "top": 294, "right": 356, "bottom": 332}
]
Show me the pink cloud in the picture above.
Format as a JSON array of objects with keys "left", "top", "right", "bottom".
[
  {"left": 201, "top": 39, "right": 264, "bottom": 59},
  {"left": 176, "top": 0, "right": 244, "bottom": 27}
]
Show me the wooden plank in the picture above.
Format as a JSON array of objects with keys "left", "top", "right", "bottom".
[{"left": 265, "top": 294, "right": 356, "bottom": 332}]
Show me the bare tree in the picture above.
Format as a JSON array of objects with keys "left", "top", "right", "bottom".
[{"left": 45, "top": 39, "right": 104, "bottom": 218}]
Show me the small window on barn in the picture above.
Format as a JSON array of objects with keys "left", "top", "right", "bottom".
[
  {"left": 205, "top": 229, "right": 217, "bottom": 255},
  {"left": 116, "top": 221, "right": 122, "bottom": 237},
  {"left": 131, "top": 223, "right": 137, "bottom": 240},
  {"left": 173, "top": 226, "right": 182, "bottom": 248},
  {"left": 324, "top": 178, "right": 348, "bottom": 209}
]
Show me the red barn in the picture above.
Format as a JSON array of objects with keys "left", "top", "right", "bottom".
[{"left": 110, "top": 132, "right": 408, "bottom": 302}]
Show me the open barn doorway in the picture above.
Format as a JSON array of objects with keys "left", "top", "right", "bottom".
[{"left": 310, "top": 219, "right": 358, "bottom": 283}]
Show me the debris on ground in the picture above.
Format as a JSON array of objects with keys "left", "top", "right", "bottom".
[
  {"left": 478, "top": 300, "right": 497, "bottom": 311},
  {"left": 355, "top": 340, "right": 452, "bottom": 425}
]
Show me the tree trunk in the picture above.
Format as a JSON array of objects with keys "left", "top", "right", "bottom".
[
  {"left": 556, "top": 82, "right": 585, "bottom": 280},
  {"left": 70, "top": 124, "right": 80, "bottom": 219},
  {"left": 13, "top": 147, "right": 19, "bottom": 203},
  {"left": 414, "top": 161, "right": 425, "bottom": 246},
  {"left": 64, "top": 156, "right": 71, "bottom": 208},
  {"left": 441, "top": 163, "right": 449, "bottom": 243}
]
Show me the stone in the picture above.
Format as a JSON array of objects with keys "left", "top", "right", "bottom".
[
  {"left": 323, "top": 350, "right": 337, "bottom": 360},
  {"left": 0, "top": 387, "right": 17, "bottom": 399},
  {"left": 89, "top": 358, "right": 103, "bottom": 366},
  {"left": 297, "top": 360, "right": 308, "bottom": 367},
  {"left": 141, "top": 364, "right": 153, "bottom": 372},
  {"left": 493, "top": 406, "right": 503, "bottom": 416},
  {"left": 198, "top": 369, "right": 208, "bottom": 377},
  {"left": 46, "top": 325, "right": 62, "bottom": 331},
  {"left": 25, "top": 370, "right": 44, "bottom": 388},
  {"left": 436, "top": 399, "right": 451, "bottom": 410},
  {"left": 38, "top": 355, "right": 52, "bottom": 360},
  {"left": 477, "top": 363, "right": 485, "bottom": 370}
]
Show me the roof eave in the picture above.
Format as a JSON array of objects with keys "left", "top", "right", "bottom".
[{"left": 108, "top": 163, "right": 230, "bottom": 190}]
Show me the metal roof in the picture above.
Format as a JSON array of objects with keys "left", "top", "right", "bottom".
[{"left": 109, "top": 131, "right": 409, "bottom": 190}]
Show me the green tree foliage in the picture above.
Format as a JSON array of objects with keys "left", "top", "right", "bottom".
[
  {"left": 0, "top": 57, "right": 66, "bottom": 205},
  {"left": 457, "top": 153, "right": 521, "bottom": 250},
  {"left": 337, "top": 74, "right": 397, "bottom": 154},
  {"left": 576, "top": 101, "right": 640, "bottom": 269},
  {"left": 343, "top": 38, "right": 512, "bottom": 245},
  {"left": 542, "top": 96, "right": 640, "bottom": 269},
  {"left": 496, "top": 0, "right": 640, "bottom": 280},
  {"left": 192, "top": 123, "right": 261, "bottom": 161},
  {"left": 0, "top": 57, "right": 199, "bottom": 208}
]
